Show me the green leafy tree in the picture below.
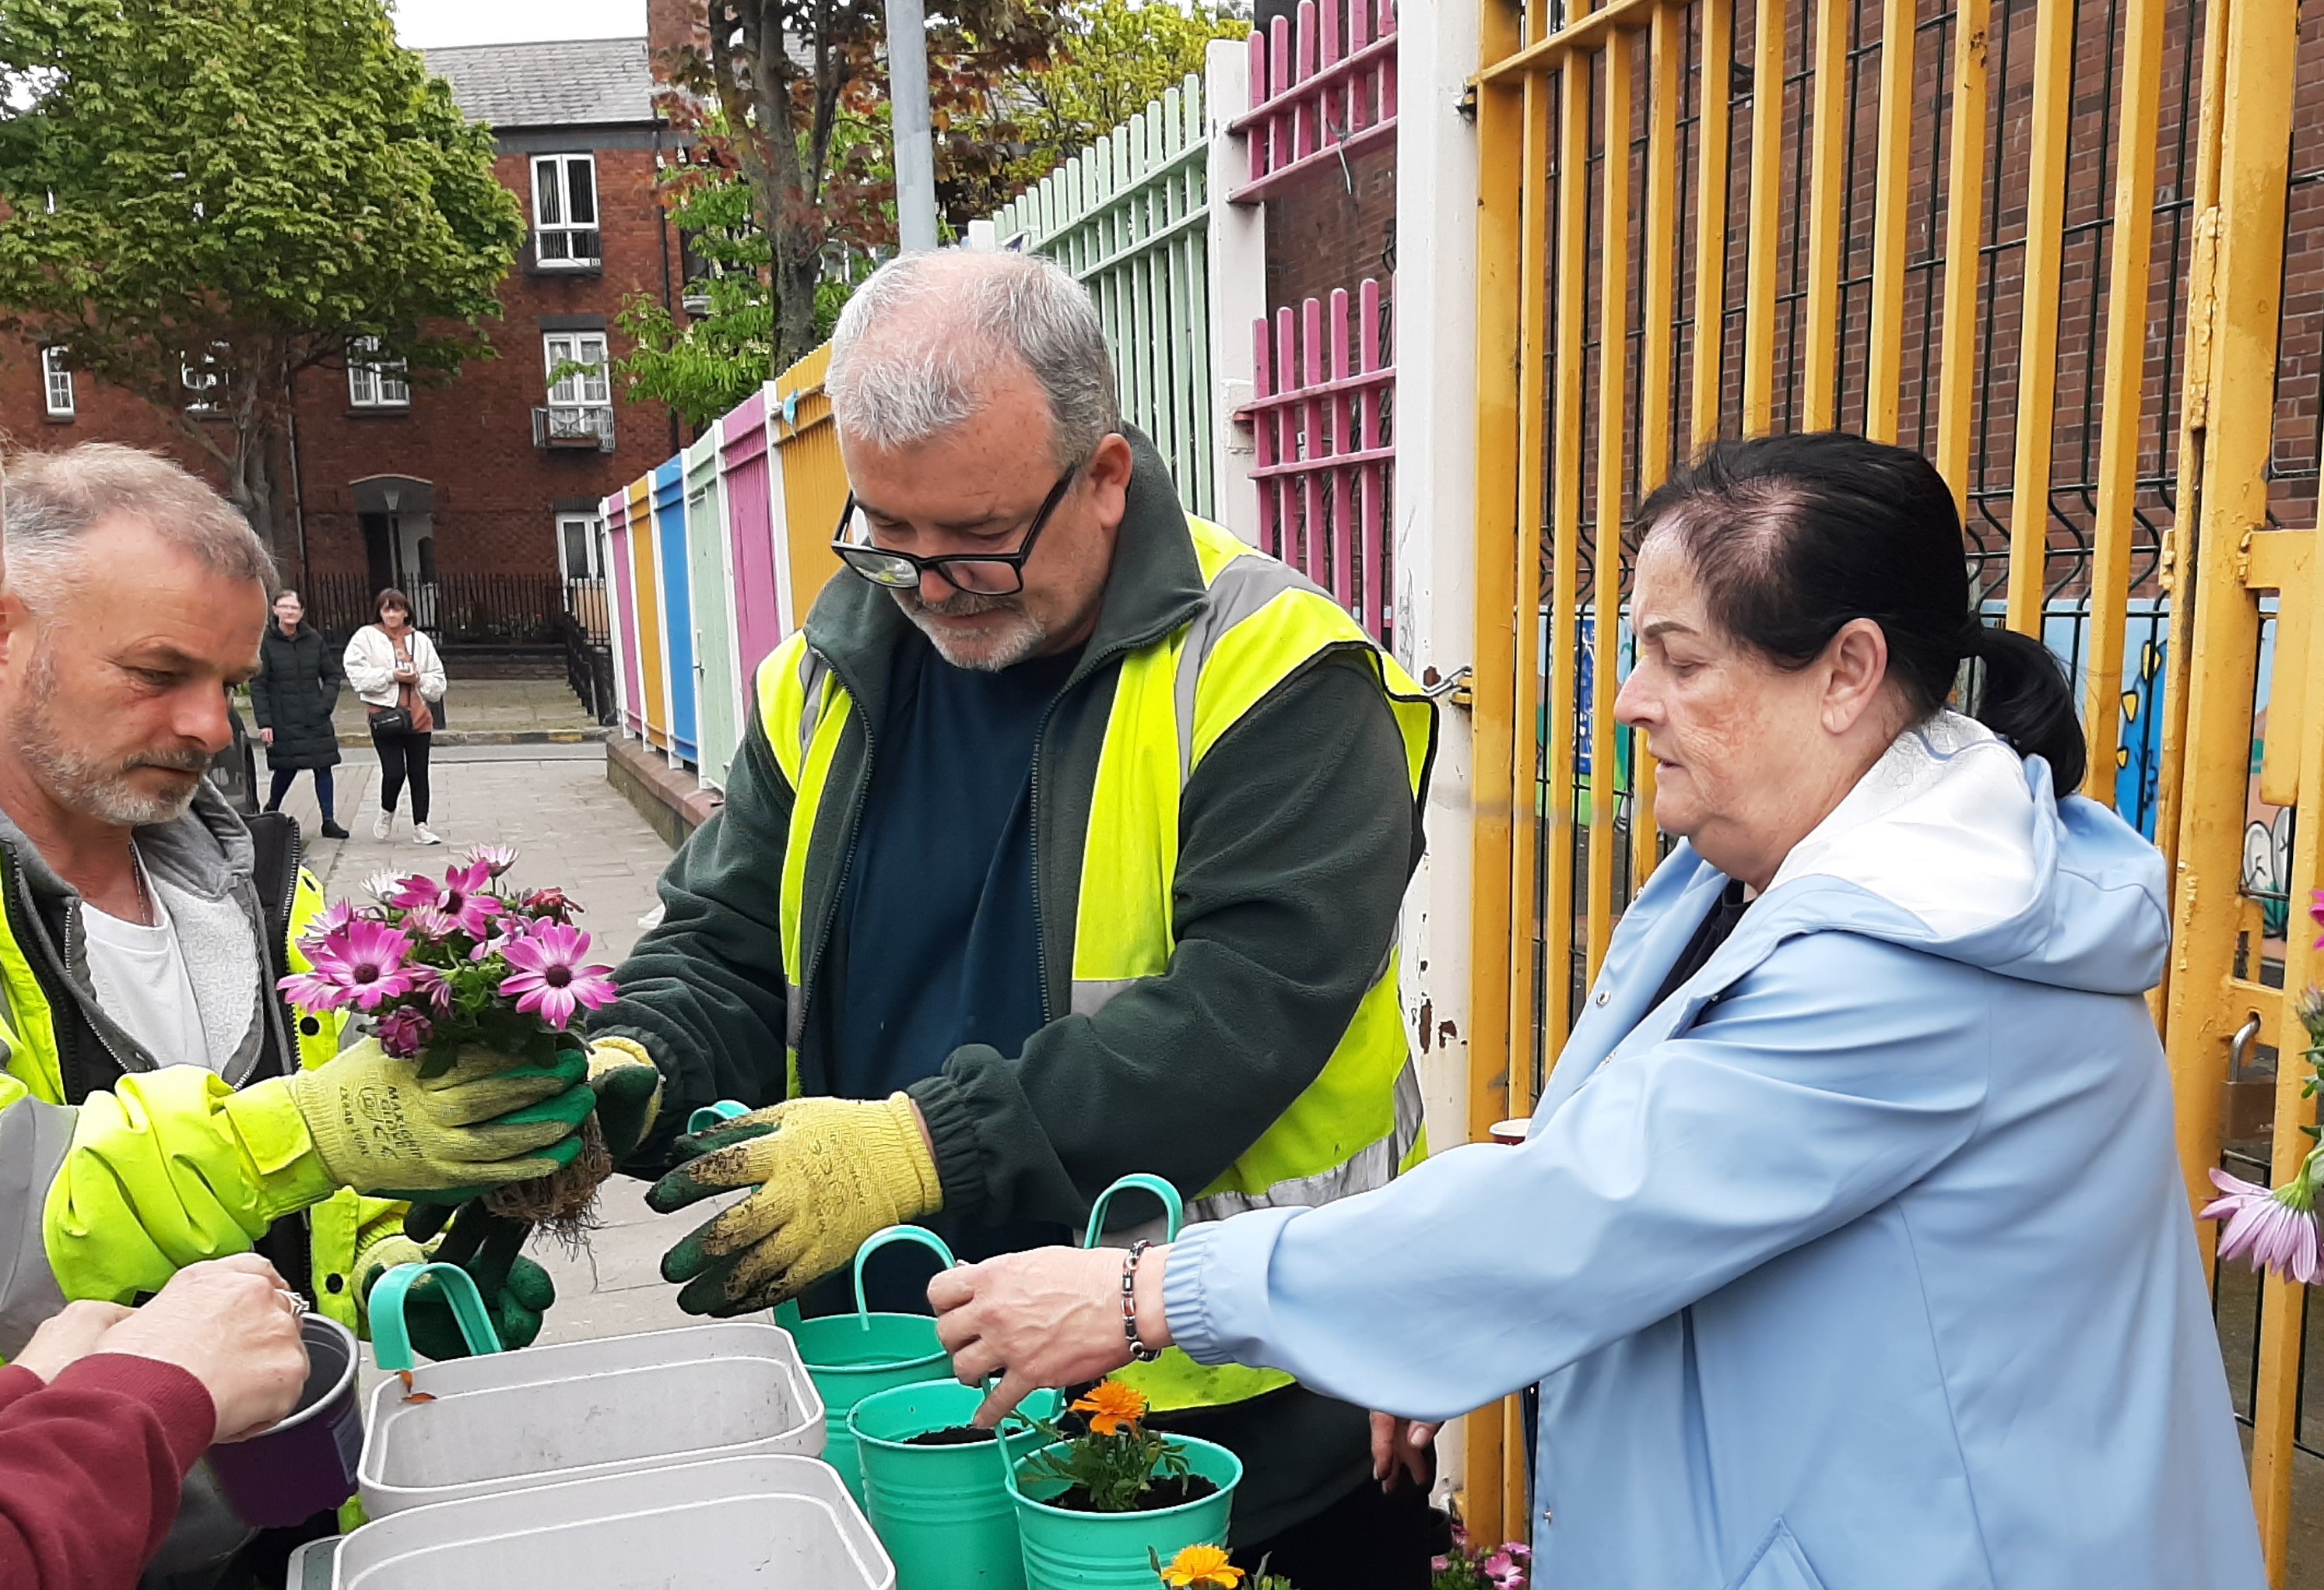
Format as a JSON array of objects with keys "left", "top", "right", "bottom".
[
  {"left": 1009, "top": 0, "right": 1249, "bottom": 184},
  {"left": 0, "top": 0, "right": 522, "bottom": 549},
  {"left": 664, "top": 0, "right": 1059, "bottom": 373}
]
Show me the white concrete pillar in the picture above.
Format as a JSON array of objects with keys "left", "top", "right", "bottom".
[
  {"left": 1393, "top": 0, "right": 1480, "bottom": 1150},
  {"left": 1204, "top": 37, "right": 1266, "bottom": 544},
  {"left": 1390, "top": 0, "right": 1482, "bottom": 1505}
]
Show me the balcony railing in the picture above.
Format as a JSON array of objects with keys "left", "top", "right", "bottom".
[{"left": 532, "top": 404, "right": 616, "bottom": 453}]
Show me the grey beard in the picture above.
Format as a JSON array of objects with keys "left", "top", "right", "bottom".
[{"left": 892, "top": 590, "right": 1048, "bottom": 672}]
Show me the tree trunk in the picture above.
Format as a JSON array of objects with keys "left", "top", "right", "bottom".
[{"left": 225, "top": 412, "right": 286, "bottom": 559}]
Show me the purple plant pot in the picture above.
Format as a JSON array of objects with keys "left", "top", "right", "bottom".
[{"left": 206, "top": 1312, "right": 363, "bottom": 1529}]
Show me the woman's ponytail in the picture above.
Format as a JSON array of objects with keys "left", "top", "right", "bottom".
[{"left": 1967, "top": 626, "right": 2087, "bottom": 794}]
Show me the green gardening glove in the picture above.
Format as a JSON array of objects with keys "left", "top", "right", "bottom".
[
  {"left": 585, "top": 1039, "right": 664, "bottom": 1166},
  {"left": 353, "top": 1230, "right": 556, "bottom": 1357},
  {"left": 286, "top": 1038, "right": 595, "bottom": 1202}
]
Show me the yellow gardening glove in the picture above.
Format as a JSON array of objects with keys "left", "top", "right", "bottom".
[
  {"left": 286, "top": 1037, "right": 595, "bottom": 1201},
  {"left": 646, "top": 1093, "right": 942, "bottom": 1315}
]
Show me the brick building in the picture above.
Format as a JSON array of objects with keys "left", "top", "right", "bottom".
[{"left": 0, "top": 35, "right": 686, "bottom": 635}]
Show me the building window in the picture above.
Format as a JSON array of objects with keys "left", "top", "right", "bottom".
[
  {"left": 531, "top": 154, "right": 600, "bottom": 268},
  {"left": 181, "top": 347, "right": 226, "bottom": 414},
  {"left": 347, "top": 336, "right": 410, "bottom": 409},
  {"left": 40, "top": 348, "right": 72, "bottom": 419},
  {"left": 557, "top": 513, "right": 606, "bottom": 581},
  {"left": 538, "top": 332, "right": 613, "bottom": 449}
]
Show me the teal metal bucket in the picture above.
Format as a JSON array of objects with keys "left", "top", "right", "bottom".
[
  {"left": 1006, "top": 1434, "right": 1241, "bottom": 1590},
  {"left": 850, "top": 1381, "right": 1062, "bottom": 1590},
  {"left": 793, "top": 1227, "right": 957, "bottom": 1502}
]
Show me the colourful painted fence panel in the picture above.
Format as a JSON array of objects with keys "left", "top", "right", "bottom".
[
  {"left": 685, "top": 426, "right": 741, "bottom": 788},
  {"left": 1228, "top": 0, "right": 1396, "bottom": 206},
  {"left": 721, "top": 388, "right": 788, "bottom": 678},
  {"left": 651, "top": 459, "right": 697, "bottom": 767},
  {"left": 1248, "top": 276, "right": 1395, "bottom": 641},
  {"left": 990, "top": 72, "right": 1220, "bottom": 519},
  {"left": 625, "top": 475, "right": 666, "bottom": 750},
  {"left": 772, "top": 345, "right": 848, "bottom": 623},
  {"left": 606, "top": 486, "right": 644, "bottom": 740}
]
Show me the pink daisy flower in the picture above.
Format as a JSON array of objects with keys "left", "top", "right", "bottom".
[
  {"left": 277, "top": 920, "right": 420, "bottom": 1013},
  {"left": 463, "top": 844, "right": 519, "bottom": 878},
  {"left": 2312, "top": 887, "right": 2324, "bottom": 950},
  {"left": 297, "top": 900, "right": 359, "bottom": 949},
  {"left": 394, "top": 861, "right": 505, "bottom": 939},
  {"left": 498, "top": 924, "right": 617, "bottom": 1030},
  {"left": 2204, "top": 1167, "right": 2324, "bottom": 1285},
  {"left": 400, "top": 904, "right": 461, "bottom": 942}
]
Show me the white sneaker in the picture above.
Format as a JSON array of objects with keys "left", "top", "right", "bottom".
[
  {"left": 412, "top": 823, "right": 443, "bottom": 847},
  {"left": 372, "top": 811, "right": 391, "bottom": 841}
]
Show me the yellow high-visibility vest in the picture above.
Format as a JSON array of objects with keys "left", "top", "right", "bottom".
[{"left": 760, "top": 514, "right": 1434, "bottom": 1411}]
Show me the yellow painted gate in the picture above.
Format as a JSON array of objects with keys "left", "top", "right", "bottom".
[{"left": 1464, "top": 0, "right": 2324, "bottom": 1578}]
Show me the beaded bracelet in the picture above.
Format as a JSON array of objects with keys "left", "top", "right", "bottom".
[{"left": 1122, "top": 1239, "right": 1162, "bottom": 1363}]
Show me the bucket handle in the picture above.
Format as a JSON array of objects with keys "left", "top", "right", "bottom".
[
  {"left": 368, "top": 1261, "right": 501, "bottom": 1374},
  {"left": 1079, "top": 1173, "right": 1184, "bottom": 1248},
  {"left": 687, "top": 1099, "right": 750, "bottom": 1135},
  {"left": 852, "top": 1224, "right": 959, "bottom": 1330}
]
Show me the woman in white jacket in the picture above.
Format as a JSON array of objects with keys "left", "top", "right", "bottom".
[{"left": 343, "top": 588, "right": 447, "bottom": 844}]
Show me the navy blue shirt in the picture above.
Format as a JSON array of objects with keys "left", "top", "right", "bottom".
[{"left": 813, "top": 630, "right": 1080, "bottom": 1311}]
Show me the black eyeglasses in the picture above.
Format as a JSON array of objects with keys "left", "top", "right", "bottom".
[{"left": 831, "top": 463, "right": 1081, "bottom": 596}]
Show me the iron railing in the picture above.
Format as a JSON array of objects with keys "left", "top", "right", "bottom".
[{"left": 308, "top": 574, "right": 574, "bottom": 645}]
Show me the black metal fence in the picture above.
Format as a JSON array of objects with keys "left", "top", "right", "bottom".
[
  {"left": 306, "top": 574, "right": 576, "bottom": 645},
  {"left": 556, "top": 609, "right": 619, "bottom": 727}
]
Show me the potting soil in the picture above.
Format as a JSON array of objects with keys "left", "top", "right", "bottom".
[
  {"left": 1044, "top": 1475, "right": 1219, "bottom": 1515},
  {"left": 903, "top": 1425, "right": 997, "bottom": 1446}
]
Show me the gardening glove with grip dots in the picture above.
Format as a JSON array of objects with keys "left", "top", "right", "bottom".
[
  {"left": 286, "top": 1037, "right": 595, "bottom": 1200},
  {"left": 353, "top": 1230, "right": 556, "bottom": 1358},
  {"left": 585, "top": 1038, "right": 665, "bottom": 1165},
  {"left": 648, "top": 1092, "right": 943, "bottom": 1315}
]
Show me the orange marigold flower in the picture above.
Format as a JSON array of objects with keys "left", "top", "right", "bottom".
[
  {"left": 1160, "top": 1543, "right": 1244, "bottom": 1588},
  {"left": 1069, "top": 1378, "right": 1150, "bottom": 1437}
]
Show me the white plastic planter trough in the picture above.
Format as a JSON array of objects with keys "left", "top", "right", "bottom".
[
  {"left": 357, "top": 1317, "right": 825, "bottom": 1517},
  {"left": 328, "top": 1455, "right": 893, "bottom": 1590}
]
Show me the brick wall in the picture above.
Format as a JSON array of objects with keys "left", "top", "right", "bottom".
[
  {"left": 1262, "top": 142, "right": 1399, "bottom": 319},
  {"left": 0, "top": 128, "right": 683, "bottom": 595}
]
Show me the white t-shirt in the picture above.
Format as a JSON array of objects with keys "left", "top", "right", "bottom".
[{"left": 82, "top": 880, "right": 214, "bottom": 1073}]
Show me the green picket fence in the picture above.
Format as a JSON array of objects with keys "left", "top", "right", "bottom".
[{"left": 989, "top": 72, "right": 1218, "bottom": 520}]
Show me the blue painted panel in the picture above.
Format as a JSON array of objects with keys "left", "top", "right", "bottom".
[{"left": 653, "top": 460, "right": 698, "bottom": 767}]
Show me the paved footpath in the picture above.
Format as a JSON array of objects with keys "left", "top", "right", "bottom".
[{"left": 282, "top": 745, "right": 716, "bottom": 1348}]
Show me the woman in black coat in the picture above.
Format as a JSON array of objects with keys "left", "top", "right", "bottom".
[{"left": 247, "top": 589, "right": 349, "bottom": 838}]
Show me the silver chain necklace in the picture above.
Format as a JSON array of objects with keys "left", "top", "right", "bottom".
[{"left": 128, "top": 841, "right": 156, "bottom": 927}]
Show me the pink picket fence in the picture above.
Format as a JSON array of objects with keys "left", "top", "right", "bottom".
[
  {"left": 1228, "top": 0, "right": 1397, "bottom": 205},
  {"left": 1247, "top": 277, "right": 1395, "bottom": 643}
]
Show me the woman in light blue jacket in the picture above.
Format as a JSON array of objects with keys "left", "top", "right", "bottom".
[{"left": 932, "top": 434, "right": 2265, "bottom": 1590}]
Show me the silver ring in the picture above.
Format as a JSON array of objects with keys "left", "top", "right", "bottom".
[{"left": 281, "top": 1290, "right": 309, "bottom": 1316}]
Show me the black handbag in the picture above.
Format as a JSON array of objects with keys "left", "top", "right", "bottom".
[{"left": 367, "top": 704, "right": 414, "bottom": 736}]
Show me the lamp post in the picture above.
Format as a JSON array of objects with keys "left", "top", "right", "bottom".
[{"left": 885, "top": 0, "right": 939, "bottom": 252}]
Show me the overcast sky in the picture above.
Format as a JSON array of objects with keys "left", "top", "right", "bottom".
[{"left": 392, "top": 0, "right": 648, "bottom": 49}]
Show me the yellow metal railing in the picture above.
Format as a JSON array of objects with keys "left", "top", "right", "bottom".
[{"left": 1466, "top": 0, "right": 2324, "bottom": 1577}]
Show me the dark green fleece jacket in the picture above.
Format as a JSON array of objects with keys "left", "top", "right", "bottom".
[{"left": 593, "top": 434, "right": 1431, "bottom": 1540}]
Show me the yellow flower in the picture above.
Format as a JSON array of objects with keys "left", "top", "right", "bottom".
[
  {"left": 1160, "top": 1543, "right": 1244, "bottom": 1588},
  {"left": 1069, "top": 1378, "right": 1150, "bottom": 1437}
]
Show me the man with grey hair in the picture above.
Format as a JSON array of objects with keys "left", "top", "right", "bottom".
[
  {"left": 597, "top": 249, "right": 1445, "bottom": 1582},
  {"left": 0, "top": 444, "right": 601, "bottom": 1581}
]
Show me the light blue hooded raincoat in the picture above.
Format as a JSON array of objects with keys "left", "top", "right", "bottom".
[{"left": 1163, "top": 713, "right": 2265, "bottom": 1589}]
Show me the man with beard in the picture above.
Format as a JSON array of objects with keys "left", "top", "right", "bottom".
[
  {"left": 591, "top": 250, "right": 1445, "bottom": 1586},
  {"left": 0, "top": 445, "right": 606, "bottom": 1584}
]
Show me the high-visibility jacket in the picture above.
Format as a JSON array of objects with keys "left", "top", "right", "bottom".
[
  {"left": 760, "top": 513, "right": 1434, "bottom": 1411},
  {"left": 0, "top": 802, "right": 383, "bottom": 1355}
]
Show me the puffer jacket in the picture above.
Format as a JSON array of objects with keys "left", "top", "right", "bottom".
[{"left": 247, "top": 623, "right": 342, "bottom": 771}]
